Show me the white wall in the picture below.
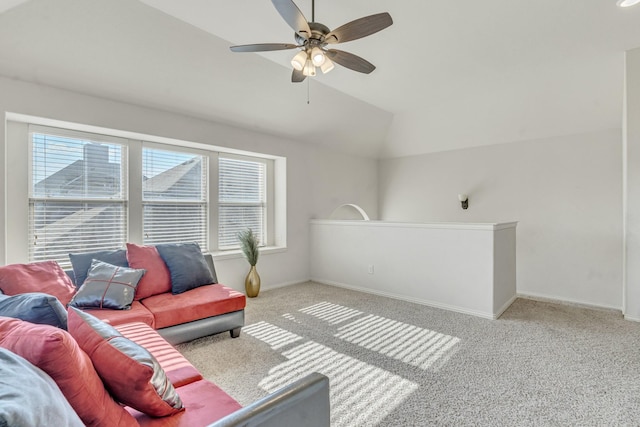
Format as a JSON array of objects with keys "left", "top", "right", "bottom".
[
  {"left": 0, "top": 76, "right": 378, "bottom": 292},
  {"left": 310, "top": 220, "right": 517, "bottom": 319},
  {"left": 379, "top": 129, "right": 622, "bottom": 309},
  {"left": 624, "top": 47, "right": 640, "bottom": 320}
]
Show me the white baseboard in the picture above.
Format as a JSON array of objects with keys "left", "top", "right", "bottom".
[
  {"left": 310, "top": 278, "right": 503, "bottom": 320},
  {"left": 261, "top": 279, "right": 309, "bottom": 292},
  {"left": 494, "top": 295, "right": 518, "bottom": 319},
  {"left": 263, "top": 281, "right": 623, "bottom": 320},
  {"left": 624, "top": 314, "right": 640, "bottom": 322},
  {"left": 516, "top": 291, "right": 621, "bottom": 313}
]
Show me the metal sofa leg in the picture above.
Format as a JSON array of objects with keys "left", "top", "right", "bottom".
[{"left": 230, "top": 327, "right": 241, "bottom": 338}]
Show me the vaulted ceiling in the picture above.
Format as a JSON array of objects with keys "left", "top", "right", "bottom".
[{"left": 1, "top": 0, "right": 639, "bottom": 158}]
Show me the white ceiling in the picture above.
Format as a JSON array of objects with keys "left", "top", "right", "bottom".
[{"left": 1, "top": 0, "right": 639, "bottom": 158}]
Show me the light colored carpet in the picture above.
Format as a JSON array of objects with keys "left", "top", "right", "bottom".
[{"left": 177, "top": 282, "right": 640, "bottom": 426}]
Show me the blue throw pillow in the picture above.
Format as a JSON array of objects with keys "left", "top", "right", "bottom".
[
  {"left": 156, "top": 242, "right": 214, "bottom": 294},
  {"left": 0, "top": 292, "right": 68, "bottom": 329},
  {"left": 0, "top": 348, "right": 85, "bottom": 427},
  {"left": 69, "top": 249, "right": 128, "bottom": 287}
]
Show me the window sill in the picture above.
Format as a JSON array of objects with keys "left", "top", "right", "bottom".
[{"left": 209, "top": 246, "right": 287, "bottom": 261}]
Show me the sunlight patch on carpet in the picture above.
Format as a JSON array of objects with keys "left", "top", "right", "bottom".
[
  {"left": 243, "top": 321, "right": 303, "bottom": 349},
  {"left": 335, "top": 314, "right": 461, "bottom": 371},
  {"left": 281, "top": 313, "right": 301, "bottom": 323},
  {"left": 298, "top": 301, "right": 363, "bottom": 324},
  {"left": 259, "top": 341, "right": 418, "bottom": 427}
]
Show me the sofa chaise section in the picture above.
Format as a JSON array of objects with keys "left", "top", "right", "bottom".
[{"left": 115, "top": 321, "right": 330, "bottom": 427}]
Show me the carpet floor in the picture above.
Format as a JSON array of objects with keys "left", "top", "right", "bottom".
[{"left": 177, "top": 282, "right": 640, "bottom": 426}]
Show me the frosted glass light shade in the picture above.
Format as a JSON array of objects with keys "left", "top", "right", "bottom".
[
  {"left": 291, "top": 50, "right": 307, "bottom": 71},
  {"left": 303, "top": 59, "right": 316, "bottom": 76},
  {"left": 618, "top": 0, "right": 640, "bottom": 6},
  {"left": 320, "top": 58, "right": 335, "bottom": 74},
  {"left": 311, "top": 47, "right": 326, "bottom": 66}
]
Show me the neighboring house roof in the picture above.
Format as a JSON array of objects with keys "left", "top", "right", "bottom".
[
  {"left": 32, "top": 144, "right": 122, "bottom": 259},
  {"left": 30, "top": 205, "right": 120, "bottom": 263},
  {"left": 143, "top": 158, "right": 200, "bottom": 194},
  {"left": 33, "top": 159, "right": 83, "bottom": 196},
  {"left": 34, "top": 160, "right": 121, "bottom": 198},
  {"left": 35, "top": 154, "right": 200, "bottom": 199},
  {"left": 32, "top": 206, "right": 109, "bottom": 251},
  {"left": 32, "top": 153, "right": 202, "bottom": 255}
]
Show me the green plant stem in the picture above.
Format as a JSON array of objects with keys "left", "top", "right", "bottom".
[{"left": 237, "top": 229, "right": 259, "bottom": 266}]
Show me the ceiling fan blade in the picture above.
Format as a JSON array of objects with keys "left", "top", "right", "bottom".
[
  {"left": 292, "top": 69, "right": 306, "bottom": 83},
  {"left": 271, "top": 0, "right": 312, "bottom": 40},
  {"left": 326, "top": 49, "right": 376, "bottom": 74},
  {"left": 325, "top": 12, "right": 393, "bottom": 44},
  {"left": 230, "top": 43, "right": 298, "bottom": 53}
]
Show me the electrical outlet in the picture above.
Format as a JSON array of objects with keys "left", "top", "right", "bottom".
[{"left": 368, "top": 265, "right": 374, "bottom": 274}]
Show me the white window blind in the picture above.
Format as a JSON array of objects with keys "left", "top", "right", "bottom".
[
  {"left": 142, "top": 147, "right": 208, "bottom": 249},
  {"left": 29, "top": 131, "right": 127, "bottom": 267},
  {"left": 218, "top": 156, "right": 266, "bottom": 249}
]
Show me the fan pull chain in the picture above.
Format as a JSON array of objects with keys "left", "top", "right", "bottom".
[{"left": 307, "top": 78, "right": 310, "bottom": 104}]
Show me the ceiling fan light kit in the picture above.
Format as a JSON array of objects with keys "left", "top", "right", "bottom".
[
  {"left": 320, "top": 58, "right": 335, "bottom": 74},
  {"left": 291, "top": 50, "right": 307, "bottom": 71},
  {"left": 230, "top": 0, "right": 393, "bottom": 83},
  {"left": 303, "top": 59, "right": 317, "bottom": 77},
  {"left": 311, "top": 47, "right": 326, "bottom": 66}
]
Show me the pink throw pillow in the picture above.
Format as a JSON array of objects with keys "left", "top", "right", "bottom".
[
  {"left": 126, "top": 243, "right": 172, "bottom": 300},
  {"left": 0, "top": 316, "right": 137, "bottom": 427},
  {"left": 67, "top": 307, "right": 184, "bottom": 417},
  {"left": 0, "top": 261, "right": 76, "bottom": 306}
]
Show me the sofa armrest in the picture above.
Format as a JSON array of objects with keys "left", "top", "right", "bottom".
[
  {"left": 204, "top": 253, "right": 218, "bottom": 284},
  {"left": 207, "top": 372, "right": 330, "bottom": 427}
]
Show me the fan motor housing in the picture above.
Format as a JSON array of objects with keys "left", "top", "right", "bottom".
[{"left": 295, "top": 22, "right": 330, "bottom": 46}]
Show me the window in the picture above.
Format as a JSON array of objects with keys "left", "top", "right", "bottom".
[
  {"left": 29, "top": 130, "right": 127, "bottom": 265},
  {"left": 14, "top": 121, "right": 283, "bottom": 267},
  {"left": 142, "top": 147, "right": 207, "bottom": 248},
  {"left": 218, "top": 156, "right": 267, "bottom": 249}
]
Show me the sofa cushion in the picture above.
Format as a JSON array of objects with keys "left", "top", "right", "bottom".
[
  {"left": 0, "top": 260, "right": 76, "bottom": 305},
  {"left": 141, "top": 284, "right": 246, "bottom": 329},
  {"left": 69, "top": 260, "right": 144, "bottom": 310},
  {"left": 156, "top": 242, "right": 215, "bottom": 294},
  {"left": 126, "top": 379, "right": 242, "bottom": 427},
  {"left": 69, "top": 248, "right": 128, "bottom": 287},
  {"left": 0, "top": 317, "right": 137, "bottom": 427},
  {"left": 67, "top": 307, "right": 184, "bottom": 417},
  {"left": 0, "top": 292, "right": 68, "bottom": 329},
  {"left": 0, "top": 347, "right": 85, "bottom": 427},
  {"left": 82, "top": 300, "right": 155, "bottom": 328},
  {"left": 116, "top": 322, "right": 203, "bottom": 388},
  {"left": 126, "top": 243, "right": 172, "bottom": 300}
]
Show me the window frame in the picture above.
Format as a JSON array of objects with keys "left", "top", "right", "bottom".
[
  {"left": 5, "top": 116, "right": 285, "bottom": 266},
  {"left": 140, "top": 142, "right": 210, "bottom": 249},
  {"left": 218, "top": 153, "right": 273, "bottom": 250},
  {"left": 27, "top": 126, "right": 130, "bottom": 266}
]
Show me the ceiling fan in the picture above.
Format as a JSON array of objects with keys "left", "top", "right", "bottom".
[{"left": 229, "top": 0, "right": 393, "bottom": 83}]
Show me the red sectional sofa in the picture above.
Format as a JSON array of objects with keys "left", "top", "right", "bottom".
[
  {"left": 0, "top": 243, "right": 246, "bottom": 345},
  {"left": 0, "top": 313, "right": 330, "bottom": 426},
  {"left": 68, "top": 245, "right": 247, "bottom": 345},
  {"left": 113, "top": 321, "right": 244, "bottom": 425},
  {"left": 84, "top": 258, "right": 247, "bottom": 345},
  {"left": 0, "top": 245, "right": 331, "bottom": 426}
]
